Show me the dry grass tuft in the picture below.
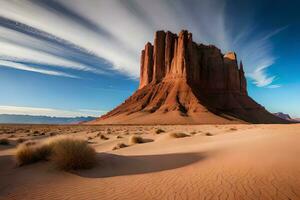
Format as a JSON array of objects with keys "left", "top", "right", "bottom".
[
  {"left": 129, "top": 135, "right": 153, "bottom": 144},
  {"left": 205, "top": 132, "right": 213, "bottom": 136},
  {"left": 100, "top": 134, "right": 109, "bottom": 140},
  {"left": 112, "top": 142, "right": 128, "bottom": 150},
  {"left": 0, "top": 138, "right": 9, "bottom": 145},
  {"left": 190, "top": 131, "right": 197, "bottom": 135},
  {"left": 169, "top": 132, "right": 190, "bottom": 138},
  {"left": 15, "top": 143, "right": 51, "bottom": 166},
  {"left": 129, "top": 135, "right": 144, "bottom": 144},
  {"left": 155, "top": 128, "right": 165, "bottom": 134},
  {"left": 15, "top": 136, "right": 96, "bottom": 170},
  {"left": 50, "top": 137, "right": 96, "bottom": 170}
]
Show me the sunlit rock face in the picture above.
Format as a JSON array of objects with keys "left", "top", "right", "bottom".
[
  {"left": 139, "top": 30, "right": 247, "bottom": 95},
  {"left": 89, "top": 30, "right": 288, "bottom": 125}
]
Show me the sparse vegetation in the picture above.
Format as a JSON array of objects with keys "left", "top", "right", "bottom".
[
  {"left": 50, "top": 137, "right": 96, "bottom": 170},
  {"left": 155, "top": 128, "right": 165, "bottom": 134},
  {"left": 205, "top": 132, "right": 213, "bottom": 136},
  {"left": 0, "top": 138, "right": 9, "bottom": 145},
  {"left": 129, "top": 135, "right": 145, "bottom": 144},
  {"left": 100, "top": 134, "right": 109, "bottom": 140},
  {"left": 190, "top": 131, "right": 197, "bottom": 135},
  {"left": 15, "top": 136, "right": 96, "bottom": 170},
  {"left": 112, "top": 142, "right": 128, "bottom": 150},
  {"left": 169, "top": 132, "right": 190, "bottom": 138},
  {"left": 230, "top": 127, "right": 237, "bottom": 131},
  {"left": 16, "top": 143, "right": 51, "bottom": 166}
]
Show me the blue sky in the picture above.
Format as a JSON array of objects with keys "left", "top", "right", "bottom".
[{"left": 0, "top": 0, "right": 299, "bottom": 118}]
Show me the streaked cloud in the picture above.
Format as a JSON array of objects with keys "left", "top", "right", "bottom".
[
  {"left": 267, "top": 84, "right": 282, "bottom": 89},
  {"left": 0, "top": 105, "right": 106, "bottom": 117},
  {"left": 0, "top": 60, "right": 78, "bottom": 78},
  {"left": 0, "top": 0, "right": 284, "bottom": 86}
]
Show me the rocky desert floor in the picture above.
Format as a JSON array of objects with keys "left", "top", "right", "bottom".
[{"left": 0, "top": 124, "right": 300, "bottom": 200}]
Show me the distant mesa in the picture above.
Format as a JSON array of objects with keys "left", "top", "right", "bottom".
[
  {"left": 273, "top": 112, "right": 292, "bottom": 121},
  {"left": 0, "top": 114, "right": 96, "bottom": 124},
  {"left": 273, "top": 112, "right": 300, "bottom": 122},
  {"left": 88, "top": 30, "right": 289, "bottom": 124}
]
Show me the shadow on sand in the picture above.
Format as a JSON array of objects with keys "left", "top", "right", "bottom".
[{"left": 75, "top": 152, "right": 206, "bottom": 178}]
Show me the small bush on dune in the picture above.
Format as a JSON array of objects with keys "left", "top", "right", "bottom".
[
  {"left": 0, "top": 138, "right": 9, "bottom": 145},
  {"left": 155, "top": 129, "right": 165, "bottom": 134},
  {"left": 16, "top": 143, "right": 51, "bottom": 166},
  {"left": 15, "top": 137, "right": 96, "bottom": 170},
  {"left": 129, "top": 135, "right": 144, "bottom": 144},
  {"left": 205, "top": 132, "right": 213, "bottom": 136},
  {"left": 50, "top": 138, "right": 96, "bottom": 170},
  {"left": 129, "top": 135, "right": 154, "bottom": 145},
  {"left": 112, "top": 142, "right": 128, "bottom": 150},
  {"left": 100, "top": 134, "right": 109, "bottom": 140},
  {"left": 169, "top": 132, "right": 190, "bottom": 138}
]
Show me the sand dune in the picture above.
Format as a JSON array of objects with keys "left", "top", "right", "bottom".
[{"left": 0, "top": 124, "right": 300, "bottom": 200}]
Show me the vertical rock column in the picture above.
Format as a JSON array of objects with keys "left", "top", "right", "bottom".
[
  {"left": 152, "top": 31, "right": 166, "bottom": 83},
  {"left": 165, "top": 31, "right": 176, "bottom": 75},
  {"left": 169, "top": 30, "right": 188, "bottom": 78},
  {"left": 139, "top": 42, "right": 154, "bottom": 89},
  {"left": 224, "top": 52, "right": 241, "bottom": 92},
  {"left": 239, "top": 61, "right": 247, "bottom": 95}
]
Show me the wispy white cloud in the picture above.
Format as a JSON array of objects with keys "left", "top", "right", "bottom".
[
  {"left": 0, "top": 60, "right": 78, "bottom": 78},
  {"left": 0, "top": 0, "right": 285, "bottom": 86},
  {"left": 267, "top": 84, "right": 282, "bottom": 89},
  {"left": 235, "top": 27, "right": 287, "bottom": 87},
  {"left": 0, "top": 105, "right": 106, "bottom": 117}
]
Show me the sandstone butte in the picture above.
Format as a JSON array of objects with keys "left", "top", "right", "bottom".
[{"left": 88, "top": 30, "right": 288, "bottom": 125}]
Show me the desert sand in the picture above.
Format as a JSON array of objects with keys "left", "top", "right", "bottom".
[{"left": 0, "top": 124, "right": 300, "bottom": 200}]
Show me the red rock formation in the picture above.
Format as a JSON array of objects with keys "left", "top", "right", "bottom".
[
  {"left": 139, "top": 42, "right": 153, "bottom": 89},
  {"left": 89, "top": 30, "right": 288, "bottom": 124}
]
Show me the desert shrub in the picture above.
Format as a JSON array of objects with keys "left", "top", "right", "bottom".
[
  {"left": 0, "top": 138, "right": 9, "bottom": 145},
  {"left": 230, "top": 127, "right": 237, "bottom": 131},
  {"left": 190, "top": 131, "right": 197, "bottom": 135},
  {"left": 205, "top": 132, "right": 213, "bottom": 136},
  {"left": 100, "top": 134, "right": 109, "bottom": 140},
  {"left": 15, "top": 137, "right": 96, "bottom": 170},
  {"left": 50, "top": 138, "right": 96, "bottom": 170},
  {"left": 129, "top": 135, "right": 153, "bottom": 144},
  {"left": 169, "top": 132, "right": 190, "bottom": 138},
  {"left": 155, "top": 129, "right": 165, "bottom": 134},
  {"left": 129, "top": 135, "right": 145, "bottom": 144},
  {"left": 112, "top": 142, "right": 128, "bottom": 150},
  {"left": 15, "top": 143, "right": 51, "bottom": 166},
  {"left": 116, "top": 135, "right": 123, "bottom": 139},
  {"left": 87, "top": 136, "right": 93, "bottom": 140}
]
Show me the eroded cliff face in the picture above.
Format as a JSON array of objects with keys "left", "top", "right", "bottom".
[
  {"left": 139, "top": 30, "right": 247, "bottom": 95},
  {"left": 89, "top": 30, "right": 287, "bottom": 124}
]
